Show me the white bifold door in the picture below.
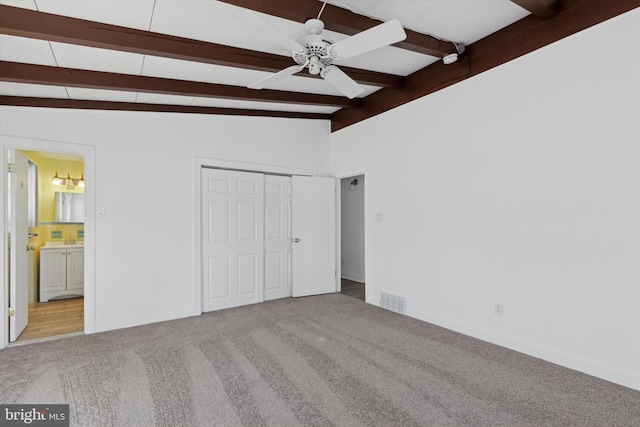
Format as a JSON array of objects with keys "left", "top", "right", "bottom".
[
  {"left": 202, "top": 169, "right": 265, "bottom": 312},
  {"left": 201, "top": 169, "right": 335, "bottom": 312},
  {"left": 264, "top": 175, "right": 293, "bottom": 301}
]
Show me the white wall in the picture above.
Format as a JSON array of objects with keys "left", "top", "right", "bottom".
[
  {"left": 331, "top": 10, "right": 640, "bottom": 390},
  {"left": 341, "top": 175, "right": 365, "bottom": 282},
  {"left": 1, "top": 109, "right": 330, "bottom": 332}
]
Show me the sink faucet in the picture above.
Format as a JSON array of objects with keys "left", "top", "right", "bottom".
[{"left": 65, "top": 234, "right": 75, "bottom": 245}]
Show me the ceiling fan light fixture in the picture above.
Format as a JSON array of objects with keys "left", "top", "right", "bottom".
[
  {"left": 442, "top": 53, "right": 459, "bottom": 65},
  {"left": 308, "top": 56, "right": 321, "bottom": 75}
]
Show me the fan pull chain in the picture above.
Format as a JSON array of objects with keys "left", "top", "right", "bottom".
[{"left": 317, "top": 2, "right": 327, "bottom": 19}]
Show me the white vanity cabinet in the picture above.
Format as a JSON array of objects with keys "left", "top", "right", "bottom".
[{"left": 40, "top": 246, "right": 84, "bottom": 302}]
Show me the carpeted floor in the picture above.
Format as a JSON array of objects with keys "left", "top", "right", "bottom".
[{"left": 1, "top": 293, "right": 639, "bottom": 426}]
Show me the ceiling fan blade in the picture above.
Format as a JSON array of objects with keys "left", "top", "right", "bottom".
[
  {"left": 321, "top": 66, "right": 364, "bottom": 99},
  {"left": 248, "top": 64, "right": 306, "bottom": 90},
  {"left": 235, "top": 12, "right": 305, "bottom": 53},
  {"left": 328, "top": 19, "right": 407, "bottom": 60}
]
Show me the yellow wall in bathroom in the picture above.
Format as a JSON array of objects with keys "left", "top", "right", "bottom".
[
  {"left": 21, "top": 150, "right": 84, "bottom": 246},
  {"left": 22, "top": 150, "right": 85, "bottom": 223}
]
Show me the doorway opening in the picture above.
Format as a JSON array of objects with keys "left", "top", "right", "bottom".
[
  {"left": 7, "top": 149, "right": 86, "bottom": 343},
  {"left": 339, "top": 175, "right": 365, "bottom": 302}
]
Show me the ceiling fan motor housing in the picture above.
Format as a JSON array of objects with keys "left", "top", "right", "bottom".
[{"left": 293, "top": 34, "right": 336, "bottom": 75}]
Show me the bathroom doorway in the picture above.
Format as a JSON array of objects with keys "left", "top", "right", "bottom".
[
  {"left": 339, "top": 174, "right": 365, "bottom": 302},
  {"left": 7, "top": 149, "right": 86, "bottom": 343}
]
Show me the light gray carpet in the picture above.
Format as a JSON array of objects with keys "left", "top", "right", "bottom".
[{"left": 1, "top": 294, "right": 639, "bottom": 426}]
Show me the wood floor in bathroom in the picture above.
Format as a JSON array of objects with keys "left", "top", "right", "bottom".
[{"left": 17, "top": 297, "right": 84, "bottom": 341}]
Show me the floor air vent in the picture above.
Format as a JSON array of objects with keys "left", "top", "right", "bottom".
[{"left": 380, "top": 292, "right": 407, "bottom": 314}]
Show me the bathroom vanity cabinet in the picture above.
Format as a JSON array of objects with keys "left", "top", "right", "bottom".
[{"left": 40, "top": 246, "right": 84, "bottom": 302}]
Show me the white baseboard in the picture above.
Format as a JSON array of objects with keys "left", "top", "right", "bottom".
[
  {"left": 341, "top": 272, "right": 365, "bottom": 283},
  {"left": 94, "top": 309, "right": 199, "bottom": 334},
  {"left": 408, "top": 308, "right": 640, "bottom": 391}
]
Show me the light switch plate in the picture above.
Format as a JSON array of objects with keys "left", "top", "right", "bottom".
[{"left": 97, "top": 206, "right": 106, "bottom": 218}]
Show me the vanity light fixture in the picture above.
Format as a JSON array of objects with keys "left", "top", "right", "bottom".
[
  {"left": 51, "top": 172, "right": 63, "bottom": 185},
  {"left": 51, "top": 171, "right": 85, "bottom": 188},
  {"left": 65, "top": 173, "right": 75, "bottom": 189}
]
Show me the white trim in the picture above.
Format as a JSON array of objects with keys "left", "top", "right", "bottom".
[
  {"left": 409, "top": 308, "right": 640, "bottom": 391},
  {"left": 333, "top": 166, "right": 370, "bottom": 302},
  {"left": 193, "top": 156, "right": 317, "bottom": 315},
  {"left": 0, "top": 135, "right": 96, "bottom": 350},
  {"left": 195, "top": 156, "right": 317, "bottom": 177},
  {"left": 95, "top": 309, "right": 196, "bottom": 333}
]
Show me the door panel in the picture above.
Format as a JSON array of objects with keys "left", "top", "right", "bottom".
[
  {"left": 208, "top": 201, "right": 229, "bottom": 241},
  {"left": 292, "top": 176, "right": 336, "bottom": 297},
  {"left": 264, "top": 175, "right": 292, "bottom": 301},
  {"left": 237, "top": 253, "right": 257, "bottom": 295},
  {"left": 264, "top": 252, "right": 282, "bottom": 290},
  {"left": 9, "top": 149, "right": 29, "bottom": 341},
  {"left": 238, "top": 201, "right": 258, "bottom": 241},
  {"left": 208, "top": 256, "right": 230, "bottom": 299},
  {"left": 40, "top": 250, "right": 67, "bottom": 294},
  {"left": 67, "top": 249, "right": 85, "bottom": 291},
  {"left": 202, "top": 169, "right": 264, "bottom": 312}
]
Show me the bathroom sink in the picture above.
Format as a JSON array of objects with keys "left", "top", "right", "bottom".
[{"left": 44, "top": 241, "right": 84, "bottom": 247}]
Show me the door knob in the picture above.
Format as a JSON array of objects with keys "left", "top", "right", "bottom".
[{"left": 293, "top": 238, "right": 300, "bottom": 243}]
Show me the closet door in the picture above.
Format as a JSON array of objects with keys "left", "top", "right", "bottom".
[
  {"left": 201, "top": 169, "right": 264, "bottom": 312},
  {"left": 264, "top": 175, "right": 292, "bottom": 301}
]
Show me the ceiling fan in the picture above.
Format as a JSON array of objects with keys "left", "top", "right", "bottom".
[{"left": 235, "top": 8, "right": 407, "bottom": 99}]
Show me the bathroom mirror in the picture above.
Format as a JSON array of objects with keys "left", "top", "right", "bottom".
[{"left": 54, "top": 192, "right": 84, "bottom": 223}]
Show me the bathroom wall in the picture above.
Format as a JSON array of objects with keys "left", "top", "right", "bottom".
[{"left": 21, "top": 151, "right": 85, "bottom": 246}]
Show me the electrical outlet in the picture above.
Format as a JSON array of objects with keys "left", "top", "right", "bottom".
[{"left": 494, "top": 303, "right": 504, "bottom": 316}]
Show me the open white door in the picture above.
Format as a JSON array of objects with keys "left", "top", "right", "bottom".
[
  {"left": 8, "top": 149, "right": 29, "bottom": 341},
  {"left": 292, "top": 176, "right": 336, "bottom": 297},
  {"left": 201, "top": 168, "right": 264, "bottom": 312}
]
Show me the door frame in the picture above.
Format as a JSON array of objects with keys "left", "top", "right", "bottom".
[
  {"left": 193, "top": 156, "right": 318, "bottom": 314},
  {"left": 0, "top": 135, "right": 96, "bottom": 349},
  {"left": 334, "top": 167, "right": 370, "bottom": 303}
]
